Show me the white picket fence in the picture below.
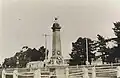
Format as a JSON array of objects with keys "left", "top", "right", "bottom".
[
  {"left": 68, "top": 63, "right": 120, "bottom": 78},
  {"left": 2, "top": 63, "right": 120, "bottom": 78}
]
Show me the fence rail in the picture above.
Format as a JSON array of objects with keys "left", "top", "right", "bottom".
[{"left": 2, "top": 63, "right": 120, "bottom": 78}]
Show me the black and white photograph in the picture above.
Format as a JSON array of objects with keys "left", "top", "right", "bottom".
[{"left": 1, "top": 0, "right": 120, "bottom": 78}]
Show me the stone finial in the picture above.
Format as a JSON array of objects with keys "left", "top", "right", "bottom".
[
  {"left": 55, "top": 17, "right": 58, "bottom": 21},
  {"left": 52, "top": 17, "right": 61, "bottom": 31}
]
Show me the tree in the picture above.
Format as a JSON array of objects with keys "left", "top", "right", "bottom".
[
  {"left": 96, "top": 34, "right": 114, "bottom": 64},
  {"left": 107, "top": 22, "right": 120, "bottom": 62},
  {"left": 2, "top": 57, "right": 16, "bottom": 68},
  {"left": 113, "top": 22, "right": 120, "bottom": 47},
  {"left": 2, "top": 46, "right": 48, "bottom": 68},
  {"left": 69, "top": 37, "right": 96, "bottom": 65}
]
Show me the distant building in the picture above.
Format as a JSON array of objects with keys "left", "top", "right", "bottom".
[{"left": 26, "top": 61, "right": 44, "bottom": 69}]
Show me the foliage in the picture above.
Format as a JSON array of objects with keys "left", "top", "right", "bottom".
[
  {"left": 107, "top": 22, "right": 120, "bottom": 62},
  {"left": 2, "top": 46, "right": 48, "bottom": 68},
  {"left": 69, "top": 37, "right": 96, "bottom": 65},
  {"left": 96, "top": 34, "right": 110, "bottom": 64},
  {"left": 96, "top": 22, "right": 120, "bottom": 63},
  {"left": 112, "top": 22, "right": 120, "bottom": 47}
]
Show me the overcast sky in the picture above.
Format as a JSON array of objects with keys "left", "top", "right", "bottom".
[{"left": 1, "top": 0, "right": 120, "bottom": 64}]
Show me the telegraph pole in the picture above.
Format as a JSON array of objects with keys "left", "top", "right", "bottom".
[
  {"left": 43, "top": 34, "right": 49, "bottom": 67},
  {"left": 86, "top": 38, "right": 89, "bottom": 65}
]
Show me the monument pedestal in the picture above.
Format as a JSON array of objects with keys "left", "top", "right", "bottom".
[{"left": 47, "top": 64, "right": 69, "bottom": 78}]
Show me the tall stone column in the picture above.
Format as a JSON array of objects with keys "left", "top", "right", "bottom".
[{"left": 50, "top": 18, "right": 63, "bottom": 65}]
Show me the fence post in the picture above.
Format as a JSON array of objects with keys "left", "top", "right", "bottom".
[
  {"left": 13, "top": 69, "right": 18, "bottom": 78},
  {"left": 2, "top": 69, "right": 6, "bottom": 78},
  {"left": 82, "top": 67, "right": 89, "bottom": 78},
  {"left": 117, "top": 66, "right": 120, "bottom": 78},
  {"left": 92, "top": 66, "right": 96, "bottom": 78},
  {"left": 65, "top": 67, "right": 69, "bottom": 78},
  {"left": 77, "top": 65, "right": 78, "bottom": 69},
  {"left": 34, "top": 69, "right": 41, "bottom": 78}
]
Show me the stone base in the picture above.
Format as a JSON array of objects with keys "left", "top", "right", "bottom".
[
  {"left": 47, "top": 64, "right": 68, "bottom": 68},
  {"left": 47, "top": 64, "right": 69, "bottom": 78}
]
